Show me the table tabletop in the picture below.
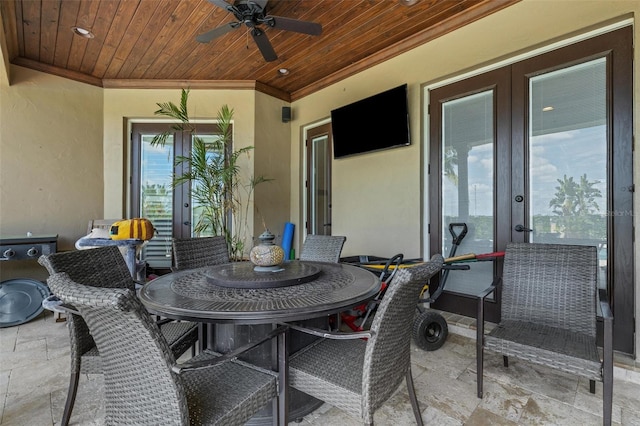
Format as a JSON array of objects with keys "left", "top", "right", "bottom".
[{"left": 139, "top": 260, "right": 380, "bottom": 324}]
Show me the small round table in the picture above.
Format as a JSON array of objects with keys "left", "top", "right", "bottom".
[{"left": 139, "top": 260, "right": 380, "bottom": 424}]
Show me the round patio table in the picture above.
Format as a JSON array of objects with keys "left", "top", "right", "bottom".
[
  {"left": 139, "top": 260, "right": 380, "bottom": 323},
  {"left": 139, "top": 260, "right": 380, "bottom": 424}
]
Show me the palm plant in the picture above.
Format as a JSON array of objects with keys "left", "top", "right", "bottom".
[
  {"left": 443, "top": 147, "right": 458, "bottom": 185},
  {"left": 151, "top": 89, "right": 270, "bottom": 260},
  {"left": 549, "top": 173, "right": 603, "bottom": 239}
]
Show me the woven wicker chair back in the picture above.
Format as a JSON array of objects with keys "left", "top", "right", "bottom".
[
  {"left": 39, "top": 246, "right": 137, "bottom": 366},
  {"left": 172, "top": 236, "right": 230, "bottom": 270},
  {"left": 47, "top": 273, "right": 189, "bottom": 425},
  {"left": 39, "top": 245, "right": 134, "bottom": 290},
  {"left": 363, "top": 255, "right": 443, "bottom": 412},
  {"left": 299, "top": 235, "right": 346, "bottom": 263},
  {"left": 501, "top": 243, "right": 597, "bottom": 336}
]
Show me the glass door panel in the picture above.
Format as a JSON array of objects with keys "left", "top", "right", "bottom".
[
  {"left": 528, "top": 59, "right": 607, "bottom": 288},
  {"left": 441, "top": 90, "right": 495, "bottom": 297},
  {"left": 309, "top": 131, "right": 332, "bottom": 235},
  {"left": 139, "top": 134, "right": 174, "bottom": 268}
]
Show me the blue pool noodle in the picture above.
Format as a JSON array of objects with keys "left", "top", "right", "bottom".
[{"left": 282, "top": 222, "right": 295, "bottom": 260}]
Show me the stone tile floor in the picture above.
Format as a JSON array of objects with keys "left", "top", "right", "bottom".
[{"left": 1, "top": 310, "right": 640, "bottom": 425}]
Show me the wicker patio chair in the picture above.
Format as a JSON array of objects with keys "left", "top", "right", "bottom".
[
  {"left": 477, "top": 243, "right": 613, "bottom": 426},
  {"left": 299, "top": 235, "right": 346, "bottom": 262},
  {"left": 286, "top": 254, "right": 444, "bottom": 426},
  {"left": 171, "top": 236, "right": 231, "bottom": 350},
  {"left": 46, "top": 272, "right": 288, "bottom": 426},
  {"left": 38, "top": 246, "right": 199, "bottom": 426},
  {"left": 172, "top": 236, "right": 230, "bottom": 271}
]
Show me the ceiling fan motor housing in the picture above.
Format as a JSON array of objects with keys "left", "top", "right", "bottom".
[{"left": 232, "top": 1, "right": 269, "bottom": 27}]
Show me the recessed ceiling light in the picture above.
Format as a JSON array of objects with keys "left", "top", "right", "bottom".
[
  {"left": 399, "top": 0, "right": 419, "bottom": 6},
  {"left": 542, "top": 106, "right": 554, "bottom": 112},
  {"left": 71, "top": 26, "right": 94, "bottom": 39},
  {"left": 278, "top": 68, "right": 290, "bottom": 76}
]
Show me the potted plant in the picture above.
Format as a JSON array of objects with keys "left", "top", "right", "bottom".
[{"left": 151, "top": 89, "right": 270, "bottom": 260}]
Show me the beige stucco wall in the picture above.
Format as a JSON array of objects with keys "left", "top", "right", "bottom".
[
  {"left": 103, "top": 88, "right": 257, "bottom": 243},
  {"left": 290, "top": 0, "right": 640, "bottom": 357},
  {"left": 102, "top": 88, "right": 291, "bottom": 256},
  {"left": 0, "top": 65, "right": 103, "bottom": 281},
  {"left": 103, "top": 89, "right": 256, "bottom": 216},
  {"left": 290, "top": 0, "right": 639, "bottom": 259},
  {"left": 0, "top": 0, "right": 637, "bottom": 357},
  {"left": 253, "top": 92, "right": 292, "bottom": 243}
]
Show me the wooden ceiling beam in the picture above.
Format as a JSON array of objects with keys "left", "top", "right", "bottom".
[{"left": 13, "top": 56, "right": 103, "bottom": 86}]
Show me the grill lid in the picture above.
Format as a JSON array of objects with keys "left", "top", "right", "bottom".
[{"left": 0, "top": 279, "right": 51, "bottom": 328}]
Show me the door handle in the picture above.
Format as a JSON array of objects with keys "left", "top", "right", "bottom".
[{"left": 514, "top": 224, "right": 533, "bottom": 232}]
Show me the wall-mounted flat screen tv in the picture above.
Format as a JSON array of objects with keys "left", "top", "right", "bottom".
[{"left": 331, "top": 84, "right": 410, "bottom": 159}]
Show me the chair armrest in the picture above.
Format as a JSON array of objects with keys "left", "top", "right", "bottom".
[
  {"left": 283, "top": 322, "right": 373, "bottom": 340},
  {"left": 477, "top": 277, "right": 501, "bottom": 345},
  {"left": 172, "top": 325, "right": 288, "bottom": 373},
  {"left": 478, "top": 277, "right": 501, "bottom": 301}
]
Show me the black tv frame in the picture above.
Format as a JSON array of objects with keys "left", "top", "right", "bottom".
[{"left": 331, "top": 84, "right": 410, "bottom": 159}]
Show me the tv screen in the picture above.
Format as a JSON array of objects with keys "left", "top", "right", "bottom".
[{"left": 331, "top": 84, "right": 410, "bottom": 159}]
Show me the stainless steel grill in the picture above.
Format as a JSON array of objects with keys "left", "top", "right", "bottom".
[{"left": 0, "top": 234, "right": 57, "bottom": 261}]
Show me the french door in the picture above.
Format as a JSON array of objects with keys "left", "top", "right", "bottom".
[
  {"left": 131, "top": 123, "right": 223, "bottom": 269},
  {"left": 428, "top": 27, "right": 634, "bottom": 354}
]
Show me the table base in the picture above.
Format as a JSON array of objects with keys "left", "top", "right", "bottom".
[{"left": 207, "top": 318, "right": 329, "bottom": 423}]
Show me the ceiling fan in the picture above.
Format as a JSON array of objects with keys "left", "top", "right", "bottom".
[{"left": 197, "top": 0, "right": 323, "bottom": 62}]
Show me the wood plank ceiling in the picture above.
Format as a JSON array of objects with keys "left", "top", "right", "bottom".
[{"left": 0, "top": 0, "right": 518, "bottom": 101}]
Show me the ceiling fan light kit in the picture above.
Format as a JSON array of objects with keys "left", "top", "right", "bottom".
[{"left": 197, "top": 0, "right": 322, "bottom": 62}]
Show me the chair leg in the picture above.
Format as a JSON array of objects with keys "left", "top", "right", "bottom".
[
  {"left": 503, "top": 356, "right": 509, "bottom": 367},
  {"left": 61, "top": 371, "right": 80, "bottom": 426},
  {"left": 590, "top": 380, "right": 596, "bottom": 394},
  {"left": 405, "top": 368, "right": 424, "bottom": 426},
  {"left": 476, "top": 297, "right": 485, "bottom": 399},
  {"left": 477, "top": 345, "right": 484, "bottom": 397}
]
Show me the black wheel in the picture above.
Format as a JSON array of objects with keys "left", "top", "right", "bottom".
[{"left": 413, "top": 310, "right": 448, "bottom": 351}]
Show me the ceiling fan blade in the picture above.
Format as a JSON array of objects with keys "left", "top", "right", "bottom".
[
  {"left": 208, "top": 0, "right": 235, "bottom": 12},
  {"left": 268, "top": 15, "right": 322, "bottom": 36},
  {"left": 196, "top": 23, "right": 238, "bottom": 43},
  {"left": 251, "top": 28, "right": 277, "bottom": 62},
  {"left": 252, "top": 0, "right": 268, "bottom": 9}
]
